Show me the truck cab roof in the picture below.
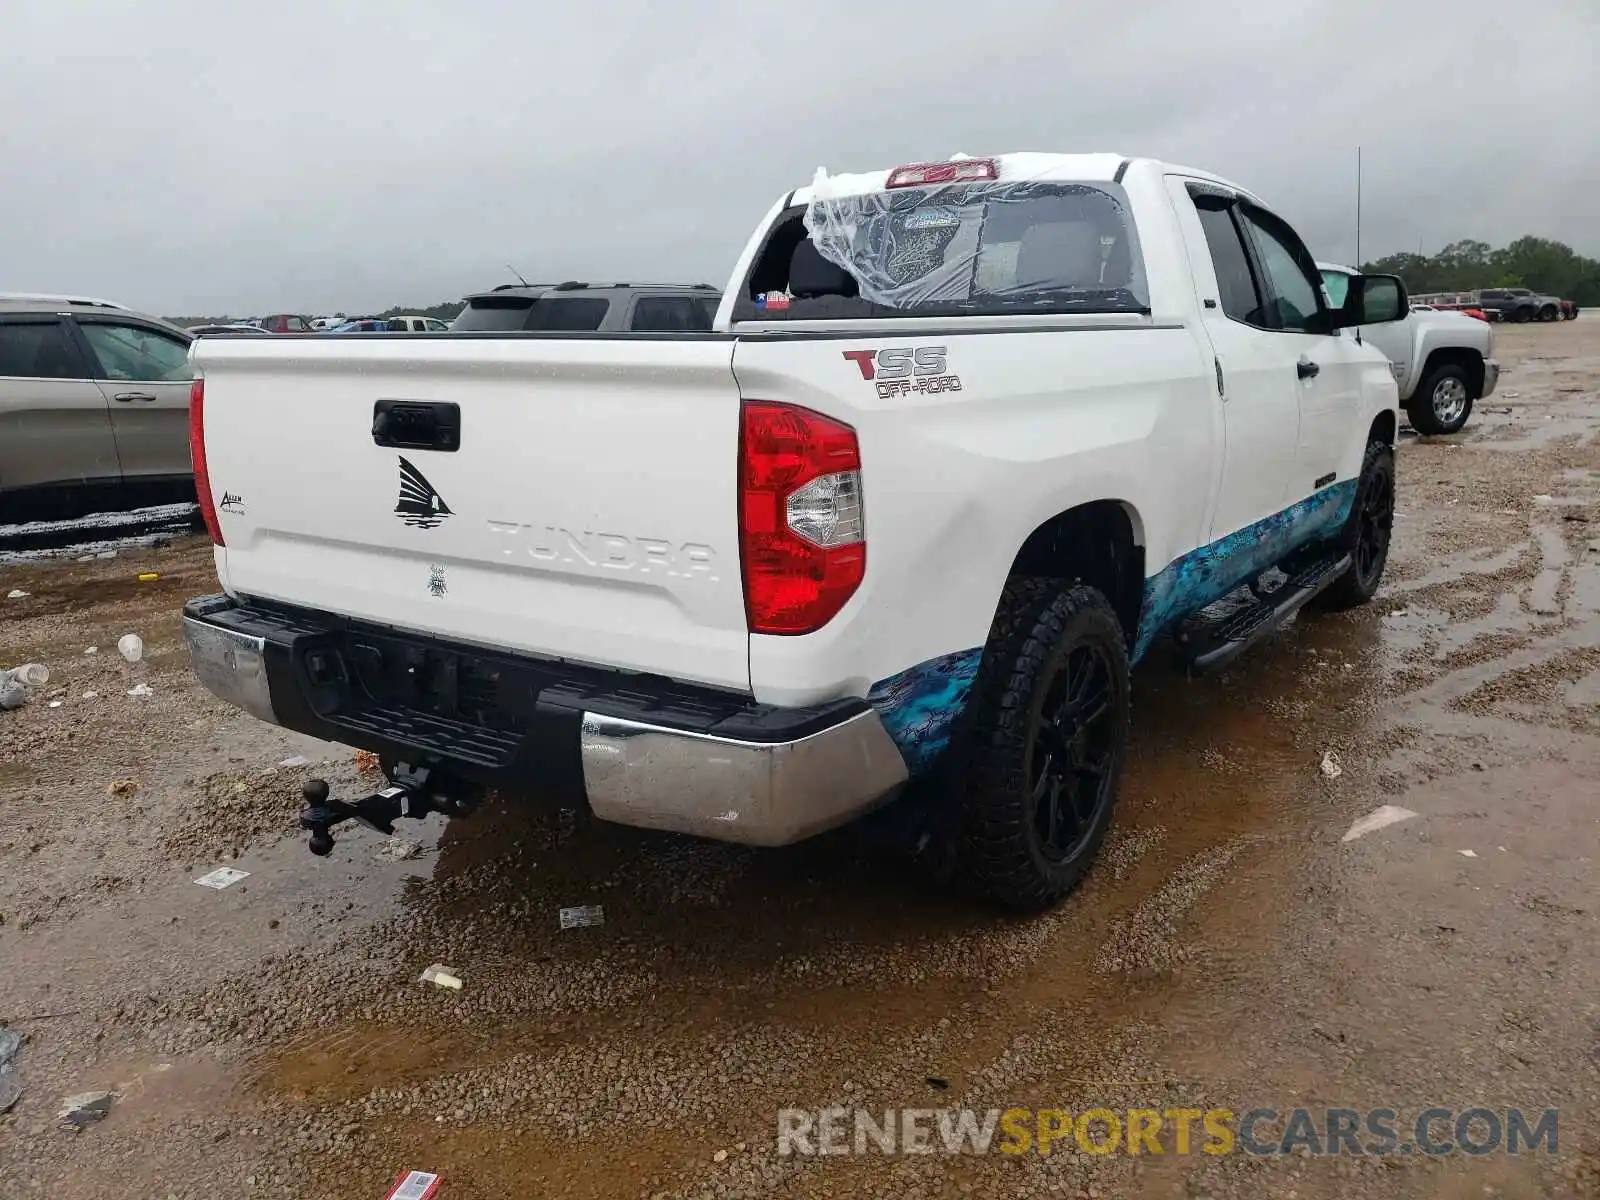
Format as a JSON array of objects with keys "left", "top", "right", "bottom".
[{"left": 788, "top": 153, "right": 1265, "bottom": 207}]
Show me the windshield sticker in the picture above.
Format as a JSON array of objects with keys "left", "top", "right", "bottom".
[{"left": 903, "top": 207, "right": 962, "bottom": 231}]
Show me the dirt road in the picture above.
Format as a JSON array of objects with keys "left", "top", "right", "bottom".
[{"left": 2, "top": 321, "right": 1598, "bottom": 1199}]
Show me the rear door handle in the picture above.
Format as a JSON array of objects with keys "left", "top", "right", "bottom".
[
  {"left": 1296, "top": 359, "right": 1320, "bottom": 380},
  {"left": 112, "top": 392, "right": 157, "bottom": 402}
]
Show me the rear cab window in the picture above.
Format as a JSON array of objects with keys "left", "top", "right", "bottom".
[{"left": 734, "top": 166, "right": 1150, "bottom": 322}]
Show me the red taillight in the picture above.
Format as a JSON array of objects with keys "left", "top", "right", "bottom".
[
  {"left": 739, "top": 401, "right": 865, "bottom": 635},
  {"left": 188, "top": 377, "right": 224, "bottom": 546},
  {"left": 886, "top": 158, "right": 997, "bottom": 189}
]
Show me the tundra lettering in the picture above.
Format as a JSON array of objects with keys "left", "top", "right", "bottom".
[{"left": 486, "top": 521, "right": 719, "bottom": 580}]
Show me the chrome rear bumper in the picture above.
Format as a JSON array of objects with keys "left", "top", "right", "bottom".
[{"left": 580, "top": 708, "right": 908, "bottom": 846}]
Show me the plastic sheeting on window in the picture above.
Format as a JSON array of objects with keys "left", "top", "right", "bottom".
[{"left": 802, "top": 165, "right": 1150, "bottom": 314}]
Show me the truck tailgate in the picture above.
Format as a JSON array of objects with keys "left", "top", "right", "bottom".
[{"left": 193, "top": 335, "right": 750, "bottom": 690}]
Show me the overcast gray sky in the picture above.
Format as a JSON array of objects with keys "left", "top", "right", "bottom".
[{"left": 2, "top": 0, "right": 1594, "bottom": 316}]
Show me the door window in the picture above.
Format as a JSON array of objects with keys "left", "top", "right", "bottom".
[
  {"left": 1238, "top": 208, "right": 1329, "bottom": 334},
  {"left": 79, "top": 323, "right": 194, "bottom": 381},
  {"left": 0, "top": 319, "right": 83, "bottom": 379},
  {"left": 1191, "top": 197, "right": 1265, "bottom": 326}
]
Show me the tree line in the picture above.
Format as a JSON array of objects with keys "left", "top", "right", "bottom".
[{"left": 1359, "top": 237, "right": 1600, "bottom": 304}]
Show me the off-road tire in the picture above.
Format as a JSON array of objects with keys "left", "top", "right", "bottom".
[
  {"left": 1317, "top": 441, "right": 1395, "bottom": 612},
  {"left": 1539, "top": 305, "right": 1559, "bottom": 322},
  {"left": 949, "top": 578, "right": 1131, "bottom": 911},
  {"left": 1407, "top": 362, "right": 1475, "bottom": 436},
  {"left": 1513, "top": 306, "right": 1532, "bottom": 324}
]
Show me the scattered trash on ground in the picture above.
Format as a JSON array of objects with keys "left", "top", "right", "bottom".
[
  {"left": 1532, "top": 495, "right": 1554, "bottom": 505},
  {"left": 1341, "top": 805, "right": 1420, "bottom": 843},
  {"left": 47, "top": 700, "right": 61, "bottom": 708},
  {"left": 58, "top": 1090, "right": 114, "bottom": 1130},
  {"left": 378, "top": 837, "right": 423, "bottom": 862},
  {"left": 136, "top": 572, "right": 158, "bottom": 582},
  {"left": 1319, "top": 750, "right": 1343, "bottom": 780},
  {"left": 6, "top": 589, "right": 27, "bottom": 599},
  {"left": 127, "top": 683, "right": 153, "bottom": 698},
  {"left": 0, "top": 663, "right": 48, "bottom": 711},
  {"left": 107, "top": 779, "right": 138, "bottom": 797},
  {"left": 419, "top": 965, "right": 462, "bottom": 991},
  {"left": 1503, "top": 391, "right": 1520, "bottom": 398},
  {"left": 384, "top": 1171, "right": 442, "bottom": 1200},
  {"left": 713, "top": 1148, "right": 729, "bottom": 1163},
  {"left": 82, "top": 691, "right": 97, "bottom": 700},
  {"left": 0, "top": 1028, "right": 20, "bottom": 1113},
  {"left": 1388, "top": 607, "right": 1410, "bottom": 618},
  {"left": 278, "top": 754, "right": 311, "bottom": 768},
  {"left": 84, "top": 646, "right": 97, "bottom": 655},
  {"left": 1458, "top": 849, "right": 1478, "bottom": 859},
  {"left": 117, "top": 633, "right": 144, "bottom": 663},
  {"left": 193, "top": 867, "right": 249, "bottom": 890},
  {"left": 0, "top": 1068, "right": 19, "bottom": 1114},
  {"left": 354, "top": 749, "right": 381, "bottom": 773},
  {"left": 559, "top": 904, "right": 605, "bottom": 930}
]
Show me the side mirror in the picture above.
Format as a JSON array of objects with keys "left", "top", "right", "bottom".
[{"left": 1333, "top": 273, "right": 1409, "bottom": 328}]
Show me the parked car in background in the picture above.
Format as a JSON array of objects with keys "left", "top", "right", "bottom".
[
  {"left": 327, "top": 318, "right": 388, "bottom": 333},
  {"left": 257, "top": 314, "right": 314, "bottom": 333},
  {"left": 1474, "top": 288, "right": 1565, "bottom": 323},
  {"left": 1560, "top": 299, "right": 1580, "bottom": 321},
  {"left": 188, "top": 323, "right": 271, "bottom": 337},
  {"left": 1321, "top": 262, "right": 1497, "bottom": 435},
  {"left": 384, "top": 315, "right": 452, "bottom": 332},
  {"left": 308, "top": 317, "right": 345, "bottom": 331},
  {"left": 450, "top": 282, "right": 722, "bottom": 333},
  {"left": 1, "top": 295, "right": 195, "bottom": 520}
]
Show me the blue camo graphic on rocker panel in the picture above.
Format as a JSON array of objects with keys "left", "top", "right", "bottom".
[
  {"left": 1133, "top": 480, "right": 1356, "bottom": 662},
  {"left": 869, "top": 482, "right": 1356, "bottom": 770},
  {"left": 867, "top": 648, "right": 984, "bottom": 776}
]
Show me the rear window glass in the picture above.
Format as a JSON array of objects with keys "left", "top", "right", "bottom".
[
  {"left": 630, "top": 296, "right": 716, "bottom": 332},
  {"left": 0, "top": 320, "right": 79, "bottom": 379},
  {"left": 526, "top": 298, "right": 609, "bottom": 331},
  {"left": 451, "top": 296, "right": 610, "bottom": 332},
  {"left": 744, "top": 179, "right": 1149, "bottom": 321}
]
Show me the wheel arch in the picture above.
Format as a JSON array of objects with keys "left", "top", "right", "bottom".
[
  {"left": 1417, "top": 347, "right": 1486, "bottom": 398},
  {"left": 1004, "top": 500, "right": 1146, "bottom": 650}
]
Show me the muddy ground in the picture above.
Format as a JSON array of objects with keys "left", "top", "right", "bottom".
[{"left": 2, "top": 321, "right": 1598, "bottom": 1199}]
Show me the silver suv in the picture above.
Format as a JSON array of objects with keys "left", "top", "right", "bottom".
[{"left": 0, "top": 294, "right": 196, "bottom": 521}]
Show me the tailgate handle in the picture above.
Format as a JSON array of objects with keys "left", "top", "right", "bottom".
[{"left": 372, "top": 400, "right": 460, "bottom": 452}]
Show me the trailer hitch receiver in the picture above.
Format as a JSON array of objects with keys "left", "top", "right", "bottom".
[{"left": 298, "top": 764, "right": 479, "bottom": 857}]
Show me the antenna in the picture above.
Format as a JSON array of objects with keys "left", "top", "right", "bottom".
[
  {"left": 506, "top": 264, "right": 530, "bottom": 287},
  {"left": 1354, "top": 146, "right": 1362, "bottom": 269}
]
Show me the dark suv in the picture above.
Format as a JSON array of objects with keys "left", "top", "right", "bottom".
[
  {"left": 1476, "top": 288, "right": 1562, "bottom": 323},
  {"left": 450, "top": 282, "right": 722, "bottom": 333}
]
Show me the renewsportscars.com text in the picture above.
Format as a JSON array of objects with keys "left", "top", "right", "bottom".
[{"left": 777, "top": 1106, "right": 1558, "bottom": 1158}]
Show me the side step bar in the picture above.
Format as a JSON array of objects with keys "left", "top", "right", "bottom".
[{"left": 1180, "top": 554, "right": 1352, "bottom": 676}]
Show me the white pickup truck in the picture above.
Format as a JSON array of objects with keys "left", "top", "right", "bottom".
[
  {"left": 1318, "top": 262, "right": 1498, "bottom": 436},
  {"left": 183, "top": 153, "right": 1407, "bottom": 910}
]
